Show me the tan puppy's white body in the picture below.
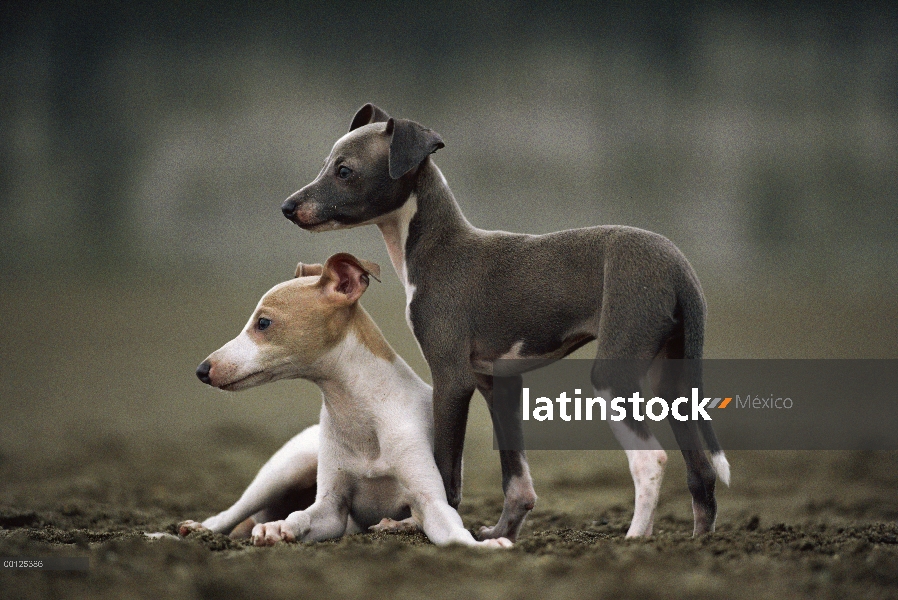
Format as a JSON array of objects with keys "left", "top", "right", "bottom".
[{"left": 182, "top": 254, "right": 510, "bottom": 548}]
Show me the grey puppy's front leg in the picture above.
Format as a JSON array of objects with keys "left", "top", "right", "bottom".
[
  {"left": 475, "top": 374, "right": 536, "bottom": 542},
  {"left": 430, "top": 370, "right": 477, "bottom": 509}
]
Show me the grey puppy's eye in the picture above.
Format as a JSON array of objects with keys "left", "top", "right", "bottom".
[
  {"left": 337, "top": 165, "right": 352, "bottom": 179},
  {"left": 257, "top": 317, "right": 271, "bottom": 331}
]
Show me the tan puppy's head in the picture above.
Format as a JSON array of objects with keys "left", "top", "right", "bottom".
[{"left": 196, "top": 253, "right": 380, "bottom": 391}]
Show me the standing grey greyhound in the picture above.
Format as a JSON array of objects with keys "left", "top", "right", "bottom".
[{"left": 280, "top": 104, "right": 730, "bottom": 541}]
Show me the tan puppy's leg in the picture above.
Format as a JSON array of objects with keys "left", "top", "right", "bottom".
[{"left": 179, "top": 425, "right": 318, "bottom": 537}]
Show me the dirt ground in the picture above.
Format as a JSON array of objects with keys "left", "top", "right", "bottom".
[
  {"left": 1, "top": 276, "right": 896, "bottom": 599},
  {"left": 2, "top": 439, "right": 897, "bottom": 600}
]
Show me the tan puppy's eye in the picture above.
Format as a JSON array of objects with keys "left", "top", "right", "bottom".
[
  {"left": 257, "top": 317, "right": 272, "bottom": 331},
  {"left": 337, "top": 165, "right": 352, "bottom": 179}
]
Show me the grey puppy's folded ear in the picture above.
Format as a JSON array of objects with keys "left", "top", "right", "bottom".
[
  {"left": 386, "top": 117, "right": 445, "bottom": 180},
  {"left": 349, "top": 103, "right": 392, "bottom": 131}
]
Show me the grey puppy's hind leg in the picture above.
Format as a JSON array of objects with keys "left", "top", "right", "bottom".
[
  {"left": 593, "top": 360, "right": 668, "bottom": 538},
  {"left": 656, "top": 357, "right": 719, "bottom": 535}
]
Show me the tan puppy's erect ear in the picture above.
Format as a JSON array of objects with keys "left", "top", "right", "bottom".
[
  {"left": 295, "top": 262, "right": 324, "bottom": 278},
  {"left": 319, "top": 253, "right": 381, "bottom": 304}
]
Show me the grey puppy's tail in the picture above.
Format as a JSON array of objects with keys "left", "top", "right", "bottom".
[{"left": 681, "top": 273, "right": 730, "bottom": 487}]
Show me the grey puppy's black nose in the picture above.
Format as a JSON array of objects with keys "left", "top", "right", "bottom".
[
  {"left": 281, "top": 198, "right": 296, "bottom": 218},
  {"left": 196, "top": 361, "right": 212, "bottom": 385}
]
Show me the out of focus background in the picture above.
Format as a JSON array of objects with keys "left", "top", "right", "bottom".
[{"left": 1, "top": 2, "right": 896, "bottom": 460}]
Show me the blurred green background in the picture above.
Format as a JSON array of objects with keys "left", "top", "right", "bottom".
[{"left": 1, "top": 2, "right": 896, "bottom": 463}]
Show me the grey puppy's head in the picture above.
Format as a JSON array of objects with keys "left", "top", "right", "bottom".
[{"left": 281, "top": 104, "right": 444, "bottom": 230}]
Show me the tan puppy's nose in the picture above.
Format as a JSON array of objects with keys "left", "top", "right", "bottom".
[{"left": 196, "top": 361, "right": 212, "bottom": 385}]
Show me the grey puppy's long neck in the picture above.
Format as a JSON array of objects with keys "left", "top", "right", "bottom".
[{"left": 404, "top": 160, "right": 477, "bottom": 262}]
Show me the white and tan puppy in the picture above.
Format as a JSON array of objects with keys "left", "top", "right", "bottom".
[{"left": 180, "top": 253, "right": 511, "bottom": 548}]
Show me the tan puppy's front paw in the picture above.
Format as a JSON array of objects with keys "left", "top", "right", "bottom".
[
  {"left": 369, "top": 517, "right": 419, "bottom": 533},
  {"left": 177, "top": 520, "right": 207, "bottom": 536},
  {"left": 477, "top": 537, "right": 513, "bottom": 549},
  {"left": 252, "top": 520, "right": 298, "bottom": 546}
]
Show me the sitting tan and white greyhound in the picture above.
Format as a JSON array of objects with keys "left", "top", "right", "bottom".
[{"left": 180, "top": 253, "right": 511, "bottom": 548}]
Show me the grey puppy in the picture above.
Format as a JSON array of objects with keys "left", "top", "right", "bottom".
[{"left": 280, "top": 104, "right": 730, "bottom": 541}]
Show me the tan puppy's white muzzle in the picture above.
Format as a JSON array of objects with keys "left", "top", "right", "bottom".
[{"left": 196, "top": 333, "right": 265, "bottom": 391}]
